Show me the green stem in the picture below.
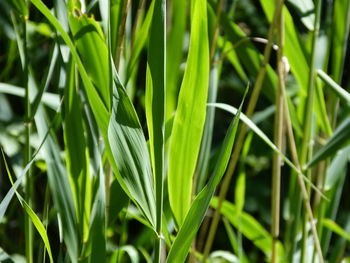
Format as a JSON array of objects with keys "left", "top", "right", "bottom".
[
  {"left": 298, "top": 0, "right": 323, "bottom": 261},
  {"left": 271, "top": 1, "right": 284, "bottom": 261},
  {"left": 23, "top": 10, "right": 33, "bottom": 263},
  {"left": 202, "top": 2, "right": 284, "bottom": 261}
]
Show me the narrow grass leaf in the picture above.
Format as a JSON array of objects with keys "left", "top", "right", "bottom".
[
  {"left": 35, "top": 105, "right": 78, "bottom": 262},
  {"left": 125, "top": 1, "right": 154, "bottom": 84},
  {"left": 306, "top": 116, "right": 350, "bottom": 168},
  {"left": 168, "top": 0, "right": 209, "bottom": 226},
  {"left": 322, "top": 219, "right": 350, "bottom": 242},
  {"left": 167, "top": 89, "right": 246, "bottom": 262},
  {"left": 1, "top": 151, "right": 54, "bottom": 263},
  {"left": 209, "top": 102, "right": 325, "bottom": 197},
  {"left": 211, "top": 198, "right": 284, "bottom": 259},
  {"left": 325, "top": 145, "right": 350, "bottom": 190},
  {"left": 317, "top": 69, "right": 350, "bottom": 105},
  {"left": 218, "top": 10, "right": 276, "bottom": 102},
  {"left": 0, "top": 83, "right": 60, "bottom": 109}
]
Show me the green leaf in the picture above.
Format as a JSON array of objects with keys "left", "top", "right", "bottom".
[
  {"left": 125, "top": 1, "right": 155, "bottom": 84},
  {"left": 108, "top": 84, "right": 156, "bottom": 228},
  {"left": 168, "top": 0, "right": 210, "bottom": 226},
  {"left": 317, "top": 69, "right": 350, "bottom": 105},
  {"left": 0, "top": 83, "right": 60, "bottom": 110},
  {"left": 19, "top": 197, "right": 54, "bottom": 263},
  {"left": 63, "top": 58, "right": 91, "bottom": 242},
  {"left": 331, "top": 0, "right": 350, "bottom": 82},
  {"left": 306, "top": 117, "right": 350, "bottom": 168},
  {"left": 211, "top": 198, "right": 284, "bottom": 260},
  {"left": 68, "top": 11, "right": 111, "bottom": 110},
  {"left": 1, "top": 150, "right": 54, "bottom": 263},
  {"left": 287, "top": 0, "right": 315, "bottom": 30},
  {"left": 166, "top": 0, "right": 186, "bottom": 120},
  {"left": 325, "top": 145, "right": 350, "bottom": 190},
  {"left": 209, "top": 103, "right": 325, "bottom": 197},
  {"left": 322, "top": 219, "right": 350, "bottom": 242},
  {"left": 166, "top": 88, "right": 246, "bottom": 262}
]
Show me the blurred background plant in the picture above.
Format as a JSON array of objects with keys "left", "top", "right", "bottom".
[{"left": 0, "top": 0, "right": 350, "bottom": 262}]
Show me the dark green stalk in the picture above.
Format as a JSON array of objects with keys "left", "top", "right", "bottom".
[
  {"left": 271, "top": 2, "right": 284, "bottom": 261},
  {"left": 202, "top": 2, "right": 284, "bottom": 261}
]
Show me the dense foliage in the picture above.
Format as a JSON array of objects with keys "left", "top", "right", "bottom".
[{"left": 0, "top": 0, "right": 350, "bottom": 262}]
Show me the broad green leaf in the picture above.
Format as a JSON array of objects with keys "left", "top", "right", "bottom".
[
  {"left": 68, "top": 11, "right": 110, "bottom": 110},
  {"left": 108, "top": 84, "right": 156, "bottom": 228},
  {"left": 30, "top": 0, "right": 156, "bottom": 230},
  {"left": 211, "top": 198, "right": 284, "bottom": 259},
  {"left": 30, "top": 0, "right": 110, "bottom": 135},
  {"left": 63, "top": 58, "right": 91, "bottom": 242},
  {"left": 168, "top": 0, "right": 210, "bottom": 226},
  {"left": 306, "top": 117, "right": 350, "bottom": 168},
  {"left": 167, "top": 89, "right": 245, "bottom": 262},
  {"left": 166, "top": 0, "right": 186, "bottom": 120},
  {"left": 322, "top": 219, "right": 350, "bottom": 242}
]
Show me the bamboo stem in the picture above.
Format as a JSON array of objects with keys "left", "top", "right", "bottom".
[
  {"left": 202, "top": 2, "right": 284, "bottom": 261},
  {"left": 271, "top": 1, "right": 284, "bottom": 261}
]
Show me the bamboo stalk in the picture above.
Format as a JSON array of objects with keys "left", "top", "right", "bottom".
[
  {"left": 271, "top": 1, "right": 284, "bottom": 261},
  {"left": 297, "top": 0, "right": 323, "bottom": 261},
  {"left": 202, "top": 2, "right": 285, "bottom": 261}
]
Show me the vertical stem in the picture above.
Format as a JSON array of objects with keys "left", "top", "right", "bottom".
[
  {"left": 271, "top": 1, "right": 284, "bottom": 261},
  {"left": 210, "top": 0, "right": 225, "bottom": 61},
  {"left": 280, "top": 74, "right": 324, "bottom": 263},
  {"left": 202, "top": 2, "right": 284, "bottom": 261},
  {"left": 23, "top": 8, "right": 33, "bottom": 263},
  {"left": 115, "top": 0, "right": 130, "bottom": 70},
  {"left": 298, "top": 0, "right": 322, "bottom": 261}
]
